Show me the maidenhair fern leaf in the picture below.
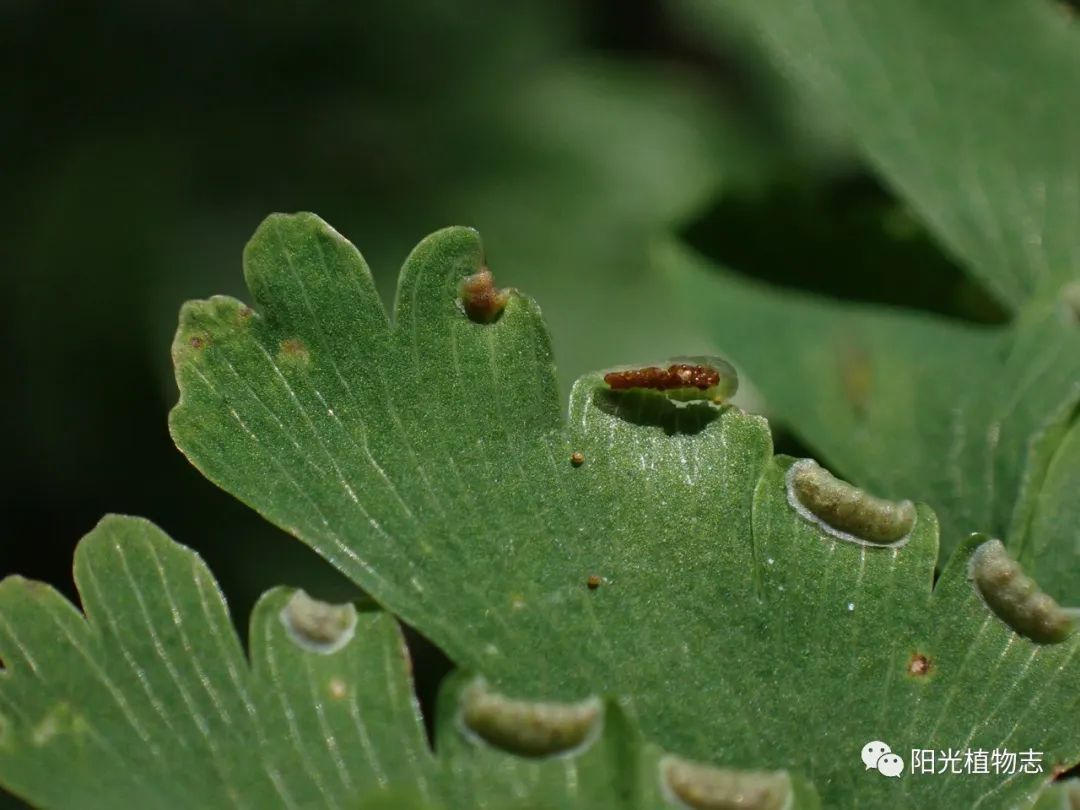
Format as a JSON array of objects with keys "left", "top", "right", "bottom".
[
  {"left": 168, "top": 214, "right": 1079, "bottom": 807},
  {"left": 0, "top": 516, "right": 825, "bottom": 809}
]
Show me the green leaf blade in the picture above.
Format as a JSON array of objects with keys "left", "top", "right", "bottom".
[
  {"left": 248, "top": 589, "right": 437, "bottom": 808},
  {"left": 716, "top": 0, "right": 1080, "bottom": 307},
  {"left": 7, "top": 516, "right": 749, "bottom": 808},
  {"left": 169, "top": 215, "right": 1080, "bottom": 807}
]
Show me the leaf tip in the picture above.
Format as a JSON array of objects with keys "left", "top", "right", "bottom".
[
  {"left": 410, "top": 224, "right": 484, "bottom": 267},
  {"left": 172, "top": 295, "right": 252, "bottom": 366},
  {"left": 245, "top": 211, "right": 336, "bottom": 256}
]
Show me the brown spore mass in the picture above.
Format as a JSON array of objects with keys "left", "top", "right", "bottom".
[
  {"left": 586, "top": 574, "right": 601, "bottom": 590},
  {"left": 461, "top": 268, "right": 509, "bottom": 323},
  {"left": 908, "top": 653, "right": 931, "bottom": 676},
  {"left": 189, "top": 336, "right": 205, "bottom": 349},
  {"left": 604, "top": 364, "right": 720, "bottom": 392},
  {"left": 570, "top": 451, "right": 585, "bottom": 467},
  {"left": 280, "top": 338, "right": 307, "bottom": 356}
]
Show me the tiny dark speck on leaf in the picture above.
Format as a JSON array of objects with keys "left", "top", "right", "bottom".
[
  {"left": 908, "top": 653, "right": 931, "bottom": 676},
  {"left": 570, "top": 451, "right": 585, "bottom": 467},
  {"left": 189, "top": 336, "right": 205, "bottom": 349},
  {"left": 587, "top": 575, "right": 601, "bottom": 590}
]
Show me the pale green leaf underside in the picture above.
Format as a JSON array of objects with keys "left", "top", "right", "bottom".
[
  {"left": 169, "top": 214, "right": 1079, "bottom": 808},
  {"left": 665, "top": 240, "right": 1080, "bottom": 604},
  {"left": 2, "top": 516, "right": 813, "bottom": 810},
  {"left": 714, "top": 0, "right": 1080, "bottom": 308}
]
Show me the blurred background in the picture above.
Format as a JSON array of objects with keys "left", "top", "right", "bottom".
[
  {"left": 0, "top": 0, "right": 805, "bottom": 641},
  {"left": 2, "top": 2, "right": 1008, "bottom": 803}
]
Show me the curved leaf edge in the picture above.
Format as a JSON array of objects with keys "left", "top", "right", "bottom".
[{"left": 0, "top": 514, "right": 824, "bottom": 809}]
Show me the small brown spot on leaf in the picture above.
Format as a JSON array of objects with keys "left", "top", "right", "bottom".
[
  {"left": 278, "top": 338, "right": 311, "bottom": 366},
  {"left": 461, "top": 267, "right": 509, "bottom": 323},
  {"left": 586, "top": 575, "right": 601, "bottom": 590},
  {"left": 189, "top": 336, "right": 205, "bottom": 349},
  {"left": 908, "top": 653, "right": 931, "bottom": 676},
  {"left": 239, "top": 306, "right": 254, "bottom": 320},
  {"left": 328, "top": 677, "right": 347, "bottom": 699},
  {"left": 570, "top": 451, "right": 585, "bottom": 467}
]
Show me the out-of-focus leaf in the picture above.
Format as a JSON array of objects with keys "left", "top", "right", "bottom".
[
  {"left": 169, "top": 214, "right": 1080, "bottom": 807},
  {"left": 689, "top": 0, "right": 1080, "bottom": 309}
]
